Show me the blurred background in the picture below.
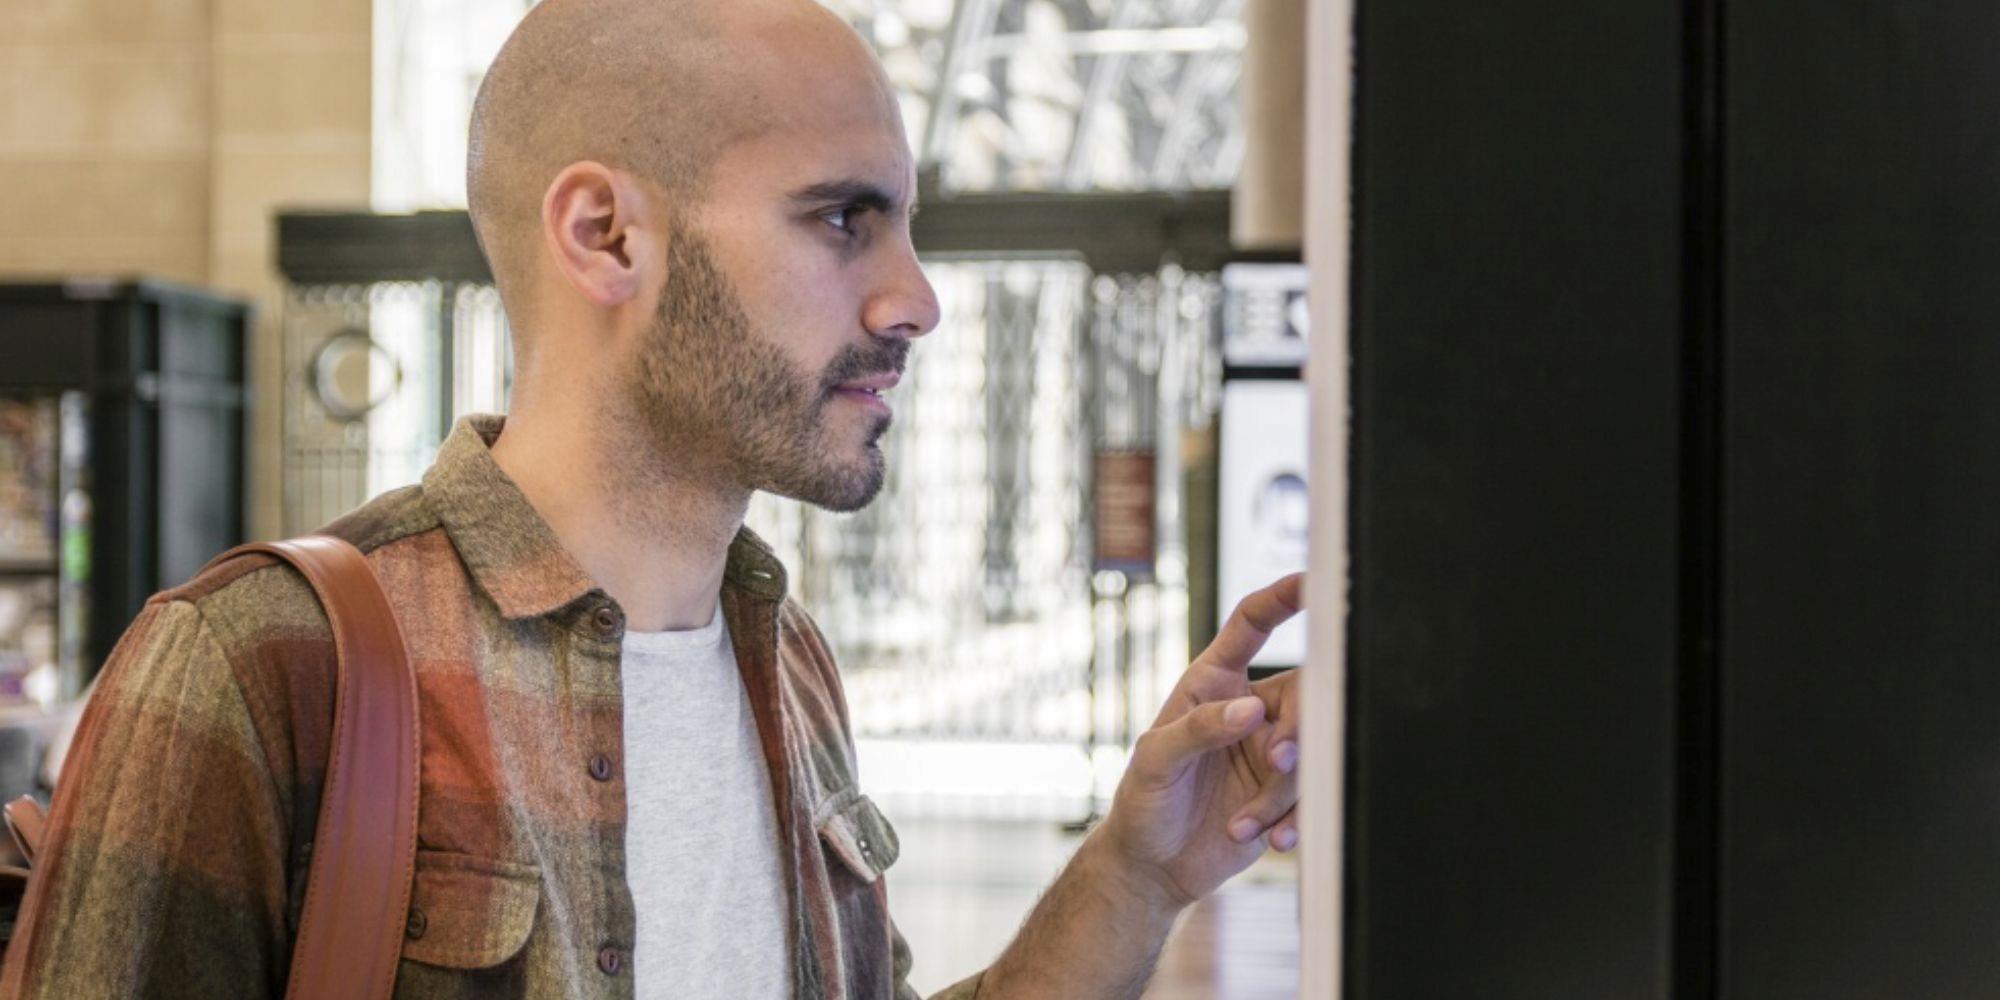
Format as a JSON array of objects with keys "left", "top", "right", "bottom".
[{"left": 0, "top": 0, "right": 1315, "bottom": 995}]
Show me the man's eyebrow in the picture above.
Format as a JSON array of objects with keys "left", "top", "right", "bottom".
[{"left": 789, "top": 179, "right": 912, "bottom": 216}]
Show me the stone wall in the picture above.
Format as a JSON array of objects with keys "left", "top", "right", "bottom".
[{"left": 0, "top": 0, "right": 212, "bottom": 280}]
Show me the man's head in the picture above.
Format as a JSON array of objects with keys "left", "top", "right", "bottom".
[{"left": 468, "top": 0, "right": 939, "bottom": 512}]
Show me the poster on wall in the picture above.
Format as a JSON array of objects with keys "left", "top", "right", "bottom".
[
  {"left": 1218, "top": 380, "right": 1310, "bottom": 668},
  {"left": 1093, "top": 449, "right": 1157, "bottom": 578}
]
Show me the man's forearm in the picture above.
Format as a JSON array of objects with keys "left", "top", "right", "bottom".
[{"left": 977, "top": 831, "right": 1188, "bottom": 1000}]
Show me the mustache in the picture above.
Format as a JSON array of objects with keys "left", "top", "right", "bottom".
[{"left": 819, "top": 340, "right": 910, "bottom": 393}]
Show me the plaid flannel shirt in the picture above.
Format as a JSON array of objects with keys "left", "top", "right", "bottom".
[{"left": 2, "top": 415, "right": 981, "bottom": 1000}]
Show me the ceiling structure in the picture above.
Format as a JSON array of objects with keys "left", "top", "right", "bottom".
[
  {"left": 376, "top": 0, "right": 1246, "bottom": 209},
  {"left": 825, "top": 0, "right": 1248, "bottom": 192}
]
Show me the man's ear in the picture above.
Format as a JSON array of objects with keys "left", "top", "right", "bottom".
[{"left": 539, "top": 161, "right": 663, "bottom": 308}]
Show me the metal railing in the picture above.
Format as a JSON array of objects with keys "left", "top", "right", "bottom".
[{"left": 276, "top": 193, "right": 1289, "bottom": 814}]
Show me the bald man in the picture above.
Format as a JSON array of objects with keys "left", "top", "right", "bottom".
[{"left": 0, "top": 1, "right": 1304, "bottom": 998}]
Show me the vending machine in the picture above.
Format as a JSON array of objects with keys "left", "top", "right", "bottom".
[{"left": 0, "top": 280, "right": 249, "bottom": 714}]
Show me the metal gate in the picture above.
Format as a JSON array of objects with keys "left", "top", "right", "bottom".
[{"left": 277, "top": 200, "right": 1253, "bottom": 816}]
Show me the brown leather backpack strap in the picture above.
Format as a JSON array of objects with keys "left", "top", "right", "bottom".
[{"left": 207, "top": 537, "right": 420, "bottom": 1000}]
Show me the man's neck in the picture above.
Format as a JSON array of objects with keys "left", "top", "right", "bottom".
[{"left": 489, "top": 404, "right": 748, "bottom": 632}]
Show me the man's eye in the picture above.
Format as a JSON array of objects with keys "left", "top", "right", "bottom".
[{"left": 822, "top": 207, "right": 858, "bottom": 234}]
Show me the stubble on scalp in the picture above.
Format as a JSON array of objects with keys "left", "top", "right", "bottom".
[{"left": 465, "top": 0, "right": 774, "bottom": 336}]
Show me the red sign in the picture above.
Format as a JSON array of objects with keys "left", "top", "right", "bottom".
[{"left": 1094, "top": 450, "right": 1156, "bottom": 576}]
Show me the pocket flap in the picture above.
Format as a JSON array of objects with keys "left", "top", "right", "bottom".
[
  {"left": 816, "top": 792, "right": 900, "bottom": 883},
  {"left": 400, "top": 849, "right": 542, "bottom": 969}
]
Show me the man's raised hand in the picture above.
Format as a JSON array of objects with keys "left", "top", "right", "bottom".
[{"left": 1094, "top": 573, "right": 1306, "bottom": 907}]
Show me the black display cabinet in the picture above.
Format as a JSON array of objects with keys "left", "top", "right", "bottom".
[{"left": 0, "top": 280, "right": 249, "bottom": 703}]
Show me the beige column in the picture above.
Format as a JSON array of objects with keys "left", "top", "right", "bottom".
[
  {"left": 207, "top": 0, "right": 372, "bottom": 539},
  {"left": 1234, "top": 0, "right": 1307, "bottom": 251},
  {"left": 0, "top": 0, "right": 212, "bottom": 280},
  {"left": 1300, "top": 0, "right": 1353, "bottom": 996}
]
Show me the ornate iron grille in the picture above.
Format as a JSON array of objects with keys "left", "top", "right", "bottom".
[
  {"left": 280, "top": 260, "right": 1217, "bottom": 752},
  {"left": 282, "top": 280, "right": 510, "bottom": 531},
  {"left": 274, "top": 187, "right": 1273, "bottom": 815}
]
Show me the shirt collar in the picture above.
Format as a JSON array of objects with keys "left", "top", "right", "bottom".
[{"left": 422, "top": 414, "right": 789, "bottom": 619}]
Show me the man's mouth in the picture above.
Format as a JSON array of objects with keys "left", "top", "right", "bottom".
[
  {"left": 831, "top": 371, "right": 900, "bottom": 409},
  {"left": 833, "top": 372, "right": 901, "bottom": 395}
]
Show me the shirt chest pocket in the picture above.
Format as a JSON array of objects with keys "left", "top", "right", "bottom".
[
  {"left": 396, "top": 849, "right": 543, "bottom": 986},
  {"left": 815, "top": 792, "right": 905, "bottom": 994},
  {"left": 817, "top": 790, "right": 900, "bottom": 884}
]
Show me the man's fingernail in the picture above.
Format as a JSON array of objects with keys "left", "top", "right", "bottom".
[
  {"left": 1272, "top": 742, "right": 1299, "bottom": 773},
  {"left": 1229, "top": 817, "right": 1260, "bottom": 842},
  {"left": 1225, "top": 697, "right": 1262, "bottom": 727},
  {"left": 1274, "top": 827, "right": 1299, "bottom": 851}
]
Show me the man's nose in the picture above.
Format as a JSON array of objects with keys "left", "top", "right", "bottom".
[{"left": 862, "top": 237, "right": 941, "bottom": 340}]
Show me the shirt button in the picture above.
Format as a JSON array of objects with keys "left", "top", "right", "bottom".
[
  {"left": 588, "top": 753, "right": 615, "bottom": 782},
  {"left": 405, "top": 906, "right": 427, "bottom": 940},
  {"left": 597, "top": 945, "right": 625, "bottom": 976},
  {"left": 592, "top": 606, "right": 622, "bottom": 638}
]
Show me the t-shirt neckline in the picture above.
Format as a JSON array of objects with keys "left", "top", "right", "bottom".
[{"left": 620, "top": 603, "right": 727, "bottom": 655}]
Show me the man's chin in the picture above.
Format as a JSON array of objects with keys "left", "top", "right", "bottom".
[
  {"left": 820, "top": 455, "right": 887, "bottom": 513},
  {"left": 764, "top": 448, "right": 886, "bottom": 513}
]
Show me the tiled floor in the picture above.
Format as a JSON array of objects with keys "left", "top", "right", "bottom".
[{"left": 889, "top": 817, "right": 1301, "bottom": 999}]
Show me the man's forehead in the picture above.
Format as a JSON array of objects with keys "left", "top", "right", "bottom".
[
  {"left": 743, "top": 50, "right": 902, "bottom": 135},
  {"left": 654, "top": 0, "right": 912, "bottom": 202},
  {"left": 712, "top": 91, "right": 915, "bottom": 205}
]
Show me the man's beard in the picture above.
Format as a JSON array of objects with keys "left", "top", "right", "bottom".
[{"left": 625, "top": 221, "right": 906, "bottom": 512}]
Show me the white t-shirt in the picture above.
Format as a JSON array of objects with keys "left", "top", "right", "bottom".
[{"left": 621, "top": 607, "right": 791, "bottom": 998}]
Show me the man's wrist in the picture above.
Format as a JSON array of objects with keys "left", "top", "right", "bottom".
[
  {"left": 1075, "top": 827, "right": 1194, "bottom": 929},
  {"left": 980, "top": 829, "right": 1188, "bottom": 1000}
]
